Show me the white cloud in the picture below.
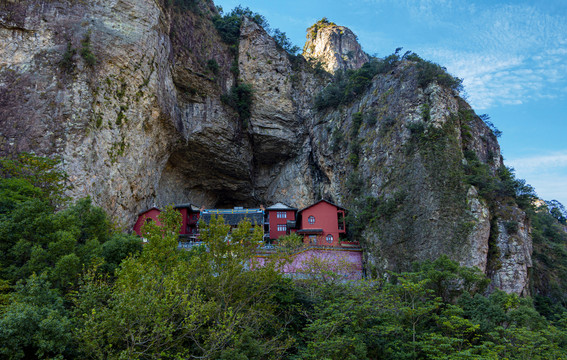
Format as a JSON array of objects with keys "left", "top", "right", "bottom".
[
  {"left": 507, "top": 152, "right": 567, "bottom": 174},
  {"left": 507, "top": 152, "right": 567, "bottom": 204},
  {"left": 371, "top": 1, "right": 567, "bottom": 110}
]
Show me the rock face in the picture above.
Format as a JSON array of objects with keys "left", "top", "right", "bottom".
[
  {"left": 489, "top": 206, "right": 533, "bottom": 296},
  {"left": 0, "top": 1, "right": 532, "bottom": 294},
  {"left": 303, "top": 20, "right": 369, "bottom": 73}
]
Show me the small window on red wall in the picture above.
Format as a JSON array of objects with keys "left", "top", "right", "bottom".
[
  {"left": 277, "top": 224, "right": 286, "bottom": 232},
  {"left": 326, "top": 234, "right": 333, "bottom": 243},
  {"left": 308, "top": 216, "right": 315, "bottom": 224}
]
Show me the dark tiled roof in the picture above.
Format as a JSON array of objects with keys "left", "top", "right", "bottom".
[
  {"left": 266, "top": 202, "right": 298, "bottom": 211},
  {"left": 200, "top": 210, "right": 264, "bottom": 226},
  {"left": 138, "top": 206, "right": 161, "bottom": 216},
  {"left": 174, "top": 203, "right": 200, "bottom": 211}
]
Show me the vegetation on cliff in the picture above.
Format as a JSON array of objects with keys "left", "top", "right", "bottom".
[
  {"left": 314, "top": 48, "right": 462, "bottom": 111},
  {"left": 1, "top": 155, "right": 567, "bottom": 359}
]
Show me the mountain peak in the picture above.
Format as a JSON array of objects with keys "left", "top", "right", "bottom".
[{"left": 302, "top": 18, "right": 369, "bottom": 73}]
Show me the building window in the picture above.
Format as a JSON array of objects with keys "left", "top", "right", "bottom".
[
  {"left": 309, "top": 235, "right": 317, "bottom": 244},
  {"left": 308, "top": 216, "right": 315, "bottom": 224},
  {"left": 277, "top": 224, "right": 286, "bottom": 232},
  {"left": 326, "top": 234, "right": 333, "bottom": 243},
  {"left": 277, "top": 211, "right": 287, "bottom": 218}
]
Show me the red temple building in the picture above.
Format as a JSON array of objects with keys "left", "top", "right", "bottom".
[
  {"left": 132, "top": 199, "right": 362, "bottom": 279},
  {"left": 296, "top": 200, "right": 346, "bottom": 247},
  {"left": 265, "top": 203, "right": 298, "bottom": 240},
  {"left": 133, "top": 207, "right": 161, "bottom": 237},
  {"left": 175, "top": 203, "right": 201, "bottom": 240},
  {"left": 133, "top": 203, "right": 200, "bottom": 240}
]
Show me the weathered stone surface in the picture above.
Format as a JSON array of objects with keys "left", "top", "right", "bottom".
[
  {"left": 489, "top": 206, "right": 533, "bottom": 296},
  {"left": 462, "top": 186, "right": 491, "bottom": 272},
  {"left": 0, "top": 1, "right": 533, "bottom": 294},
  {"left": 303, "top": 23, "right": 369, "bottom": 73}
]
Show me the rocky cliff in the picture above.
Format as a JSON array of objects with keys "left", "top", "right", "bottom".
[{"left": 0, "top": 0, "right": 532, "bottom": 295}]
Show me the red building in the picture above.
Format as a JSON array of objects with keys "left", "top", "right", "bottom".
[
  {"left": 133, "top": 203, "right": 200, "bottom": 239},
  {"left": 296, "top": 200, "right": 346, "bottom": 247},
  {"left": 265, "top": 203, "right": 298, "bottom": 240},
  {"left": 133, "top": 207, "right": 162, "bottom": 237},
  {"left": 175, "top": 203, "right": 201, "bottom": 240}
]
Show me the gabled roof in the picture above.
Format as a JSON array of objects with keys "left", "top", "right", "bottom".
[
  {"left": 138, "top": 206, "right": 161, "bottom": 216},
  {"left": 266, "top": 202, "right": 298, "bottom": 211},
  {"left": 298, "top": 199, "right": 346, "bottom": 214},
  {"left": 200, "top": 211, "right": 264, "bottom": 226}
]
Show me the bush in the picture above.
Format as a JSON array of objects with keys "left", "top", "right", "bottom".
[
  {"left": 221, "top": 83, "right": 254, "bottom": 126},
  {"left": 479, "top": 114, "right": 502, "bottom": 138},
  {"left": 314, "top": 54, "right": 400, "bottom": 111},
  {"left": 206, "top": 59, "right": 219, "bottom": 74},
  {"left": 60, "top": 42, "right": 76, "bottom": 72},
  {"left": 350, "top": 112, "right": 363, "bottom": 138},
  {"left": 80, "top": 32, "right": 96, "bottom": 67},
  {"left": 330, "top": 128, "right": 343, "bottom": 152},
  {"left": 415, "top": 58, "right": 462, "bottom": 92},
  {"left": 271, "top": 28, "right": 300, "bottom": 55}
]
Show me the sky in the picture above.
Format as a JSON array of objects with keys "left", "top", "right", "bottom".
[{"left": 214, "top": 0, "right": 567, "bottom": 205}]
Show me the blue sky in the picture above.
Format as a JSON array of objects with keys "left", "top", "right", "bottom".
[{"left": 214, "top": 0, "right": 567, "bottom": 206}]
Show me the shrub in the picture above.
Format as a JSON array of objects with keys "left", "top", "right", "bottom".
[
  {"left": 206, "top": 59, "right": 219, "bottom": 74},
  {"left": 364, "top": 112, "right": 378, "bottom": 126},
  {"left": 213, "top": 6, "right": 299, "bottom": 56},
  {"left": 60, "top": 42, "right": 76, "bottom": 72},
  {"left": 350, "top": 112, "right": 363, "bottom": 138},
  {"left": 80, "top": 32, "right": 96, "bottom": 67},
  {"left": 221, "top": 83, "right": 254, "bottom": 126},
  {"left": 167, "top": 0, "right": 198, "bottom": 10},
  {"left": 330, "top": 128, "right": 343, "bottom": 152},
  {"left": 346, "top": 171, "right": 364, "bottom": 197},
  {"left": 314, "top": 53, "right": 402, "bottom": 111},
  {"left": 213, "top": 6, "right": 268, "bottom": 45},
  {"left": 479, "top": 114, "right": 502, "bottom": 138},
  {"left": 415, "top": 58, "right": 462, "bottom": 92},
  {"left": 406, "top": 121, "right": 425, "bottom": 137},
  {"left": 504, "top": 221, "right": 519, "bottom": 234},
  {"left": 271, "top": 28, "right": 300, "bottom": 55}
]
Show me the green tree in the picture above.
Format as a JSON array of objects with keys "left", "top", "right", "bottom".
[
  {"left": 75, "top": 209, "right": 292, "bottom": 359},
  {"left": 0, "top": 152, "right": 70, "bottom": 207},
  {"left": 0, "top": 274, "right": 73, "bottom": 359}
]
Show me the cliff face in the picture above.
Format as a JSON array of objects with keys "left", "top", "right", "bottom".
[{"left": 0, "top": 0, "right": 532, "bottom": 294}]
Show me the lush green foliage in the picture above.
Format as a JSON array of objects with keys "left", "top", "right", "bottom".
[
  {"left": 0, "top": 152, "right": 70, "bottom": 207},
  {"left": 0, "top": 154, "right": 142, "bottom": 359},
  {"left": 315, "top": 49, "right": 462, "bottom": 111},
  {"left": 2, "top": 154, "right": 567, "bottom": 359},
  {"left": 463, "top": 150, "right": 537, "bottom": 209},
  {"left": 221, "top": 83, "right": 254, "bottom": 127},
  {"left": 213, "top": 6, "right": 299, "bottom": 55},
  {"left": 314, "top": 58, "right": 393, "bottom": 110}
]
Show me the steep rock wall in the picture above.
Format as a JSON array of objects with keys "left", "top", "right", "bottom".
[{"left": 0, "top": 0, "right": 532, "bottom": 294}]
